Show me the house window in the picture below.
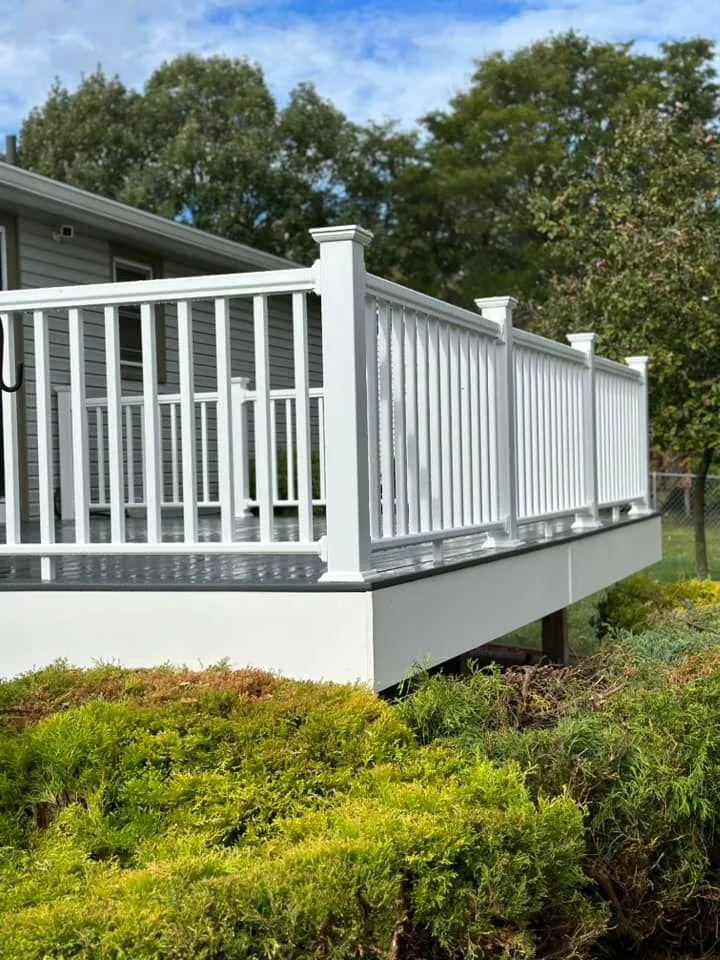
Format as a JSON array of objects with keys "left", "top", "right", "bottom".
[
  {"left": 111, "top": 251, "right": 166, "bottom": 383},
  {"left": 113, "top": 257, "right": 153, "bottom": 371}
]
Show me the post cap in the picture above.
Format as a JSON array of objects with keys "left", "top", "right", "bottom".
[
  {"left": 474, "top": 296, "right": 518, "bottom": 312},
  {"left": 309, "top": 225, "right": 373, "bottom": 247},
  {"left": 625, "top": 355, "right": 649, "bottom": 368},
  {"left": 566, "top": 332, "right": 597, "bottom": 346}
]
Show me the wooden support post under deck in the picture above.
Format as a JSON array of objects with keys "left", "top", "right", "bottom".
[{"left": 541, "top": 608, "right": 568, "bottom": 665}]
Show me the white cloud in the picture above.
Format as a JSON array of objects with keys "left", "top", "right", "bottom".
[{"left": 0, "top": 0, "right": 717, "bottom": 138}]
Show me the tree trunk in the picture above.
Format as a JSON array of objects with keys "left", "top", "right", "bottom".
[{"left": 694, "top": 448, "right": 714, "bottom": 580}]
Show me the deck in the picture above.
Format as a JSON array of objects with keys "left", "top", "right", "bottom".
[
  {"left": 0, "top": 509, "right": 645, "bottom": 589},
  {"left": 0, "top": 225, "right": 661, "bottom": 688}
]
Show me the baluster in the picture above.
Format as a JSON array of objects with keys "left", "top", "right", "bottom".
[
  {"left": 416, "top": 315, "right": 431, "bottom": 531},
  {"left": 68, "top": 307, "right": 90, "bottom": 543},
  {"left": 177, "top": 300, "right": 198, "bottom": 542},
  {"left": 104, "top": 305, "right": 125, "bottom": 542},
  {"left": 253, "top": 294, "right": 273, "bottom": 541},
  {"left": 200, "top": 401, "right": 210, "bottom": 505},
  {"left": 391, "top": 303, "right": 408, "bottom": 536},
  {"left": 215, "top": 297, "right": 235, "bottom": 541},
  {"left": 96, "top": 408, "right": 106, "bottom": 506},
  {"left": 140, "top": 303, "right": 162, "bottom": 543},
  {"left": 365, "top": 295, "right": 381, "bottom": 539},
  {"left": 428, "top": 319, "right": 443, "bottom": 531},
  {"left": 377, "top": 301, "right": 394, "bottom": 537},
  {"left": 567, "top": 333, "right": 600, "bottom": 528},
  {"left": 0, "top": 312, "right": 21, "bottom": 544},
  {"left": 33, "top": 310, "right": 54, "bottom": 579},
  {"left": 405, "top": 310, "right": 420, "bottom": 534},
  {"left": 293, "top": 293, "right": 312, "bottom": 539},
  {"left": 460, "top": 329, "right": 472, "bottom": 526}
]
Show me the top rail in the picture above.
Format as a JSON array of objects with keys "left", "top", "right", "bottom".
[
  {"left": 0, "top": 267, "right": 318, "bottom": 312},
  {"left": 595, "top": 356, "right": 643, "bottom": 381},
  {"left": 366, "top": 274, "right": 502, "bottom": 339},
  {"left": 514, "top": 327, "right": 587, "bottom": 364}
]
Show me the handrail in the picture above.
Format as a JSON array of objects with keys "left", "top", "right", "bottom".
[
  {"left": 595, "top": 356, "right": 642, "bottom": 380},
  {"left": 366, "top": 274, "right": 502, "bottom": 339},
  {"left": 0, "top": 266, "right": 317, "bottom": 311},
  {"left": 514, "top": 328, "right": 587, "bottom": 364}
]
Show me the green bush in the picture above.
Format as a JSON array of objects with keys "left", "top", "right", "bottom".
[
  {"left": 7, "top": 631, "right": 720, "bottom": 959},
  {"left": 400, "top": 633, "right": 720, "bottom": 956},
  {"left": 595, "top": 574, "right": 720, "bottom": 637},
  {"left": 0, "top": 664, "right": 600, "bottom": 960},
  {"left": 248, "top": 449, "right": 323, "bottom": 505}
]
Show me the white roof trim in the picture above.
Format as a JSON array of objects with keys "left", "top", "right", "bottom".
[{"left": 0, "top": 161, "right": 298, "bottom": 271}]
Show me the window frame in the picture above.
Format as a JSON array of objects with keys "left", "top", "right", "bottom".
[{"left": 110, "top": 245, "right": 166, "bottom": 384}]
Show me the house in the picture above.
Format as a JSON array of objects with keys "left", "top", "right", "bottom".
[{"left": 0, "top": 156, "right": 661, "bottom": 690}]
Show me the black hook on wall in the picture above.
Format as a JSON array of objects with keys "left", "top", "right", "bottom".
[{"left": 0, "top": 319, "right": 23, "bottom": 393}]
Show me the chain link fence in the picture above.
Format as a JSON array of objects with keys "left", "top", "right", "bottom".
[{"left": 651, "top": 472, "right": 720, "bottom": 527}]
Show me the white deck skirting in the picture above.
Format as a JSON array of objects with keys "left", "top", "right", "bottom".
[{"left": 1, "top": 515, "right": 660, "bottom": 690}]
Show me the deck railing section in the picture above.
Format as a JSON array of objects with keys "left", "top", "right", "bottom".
[
  {"left": 595, "top": 355, "right": 649, "bottom": 512},
  {"left": 57, "top": 382, "right": 327, "bottom": 518},
  {"left": 512, "top": 330, "right": 587, "bottom": 524},
  {"left": 364, "top": 277, "right": 506, "bottom": 559},
  {"left": 0, "top": 224, "right": 651, "bottom": 583},
  {"left": 0, "top": 268, "right": 322, "bottom": 578}
]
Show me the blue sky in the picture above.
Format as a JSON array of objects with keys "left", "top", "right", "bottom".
[{"left": 0, "top": 0, "right": 717, "bottom": 139}]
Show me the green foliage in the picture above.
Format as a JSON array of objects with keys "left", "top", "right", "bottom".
[
  {"left": 596, "top": 574, "right": 720, "bottom": 637},
  {"left": 398, "top": 665, "right": 511, "bottom": 744},
  {"left": 531, "top": 107, "right": 720, "bottom": 462},
  {"left": 0, "top": 664, "right": 598, "bottom": 960},
  {"left": 396, "top": 33, "right": 719, "bottom": 304},
  {"left": 7, "top": 585, "right": 720, "bottom": 957},
  {"left": 248, "top": 448, "right": 323, "bottom": 504},
  {"left": 17, "top": 36, "right": 720, "bottom": 302},
  {"left": 19, "top": 58, "right": 418, "bottom": 270},
  {"left": 399, "top": 613, "right": 720, "bottom": 955}
]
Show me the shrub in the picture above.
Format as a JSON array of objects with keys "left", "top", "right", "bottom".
[
  {"left": 595, "top": 575, "right": 720, "bottom": 637},
  {"left": 401, "top": 636, "right": 720, "bottom": 956},
  {"left": 0, "top": 664, "right": 602, "bottom": 960}
]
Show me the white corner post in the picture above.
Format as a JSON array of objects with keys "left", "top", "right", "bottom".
[
  {"left": 567, "top": 333, "right": 602, "bottom": 529},
  {"left": 476, "top": 297, "right": 521, "bottom": 545},
  {"left": 626, "top": 355, "right": 652, "bottom": 515},
  {"left": 231, "top": 377, "right": 252, "bottom": 518},
  {"left": 311, "top": 225, "right": 373, "bottom": 582}
]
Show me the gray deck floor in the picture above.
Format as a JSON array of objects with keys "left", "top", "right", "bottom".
[{"left": 0, "top": 510, "right": 628, "bottom": 589}]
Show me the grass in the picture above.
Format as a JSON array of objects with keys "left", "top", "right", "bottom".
[{"left": 499, "top": 520, "right": 719, "bottom": 656}]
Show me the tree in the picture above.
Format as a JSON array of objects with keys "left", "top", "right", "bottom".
[
  {"left": 530, "top": 107, "right": 720, "bottom": 577},
  {"left": 20, "top": 71, "right": 145, "bottom": 199},
  {"left": 397, "top": 33, "right": 719, "bottom": 306},
  {"left": 17, "top": 57, "right": 419, "bottom": 269}
]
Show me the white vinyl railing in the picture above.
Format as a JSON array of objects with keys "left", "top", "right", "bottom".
[
  {"left": 56, "top": 382, "right": 326, "bottom": 519},
  {"left": 0, "top": 224, "right": 651, "bottom": 583},
  {"left": 512, "top": 330, "right": 587, "bottom": 523},
  {"left": 364, "top": 278, "right": 506, "bottom": 557}
]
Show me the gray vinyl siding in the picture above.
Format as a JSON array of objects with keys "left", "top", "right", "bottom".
[{"left": 16, "top": 213, "right": 323, "bottom": 519}]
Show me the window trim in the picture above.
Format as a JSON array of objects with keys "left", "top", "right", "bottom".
[{"left": 110, "top": 244, "right": 166, "bottom": 384}]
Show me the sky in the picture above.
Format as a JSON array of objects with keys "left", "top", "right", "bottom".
[{"left": 0, "top": 0, "right": 718, "bottom": 139}]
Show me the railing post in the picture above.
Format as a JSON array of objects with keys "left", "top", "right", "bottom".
[
  {"left": 56, "top": 386, "right": 74, "bottom": 522},
  {"left": 567, "top": 333, "right": 602, "bottom": 529},
  {"left": 232, "top": 377, "right": 252, "bottom": 517},
  {"left": 475, "top": 296, "right": 520, "bottom": 545},
  {"left": 626, "top": 355, "right": 652, "bottom": 516},
  {"left": 310, "top": 225, "right": 373, "bottom": 582}
]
